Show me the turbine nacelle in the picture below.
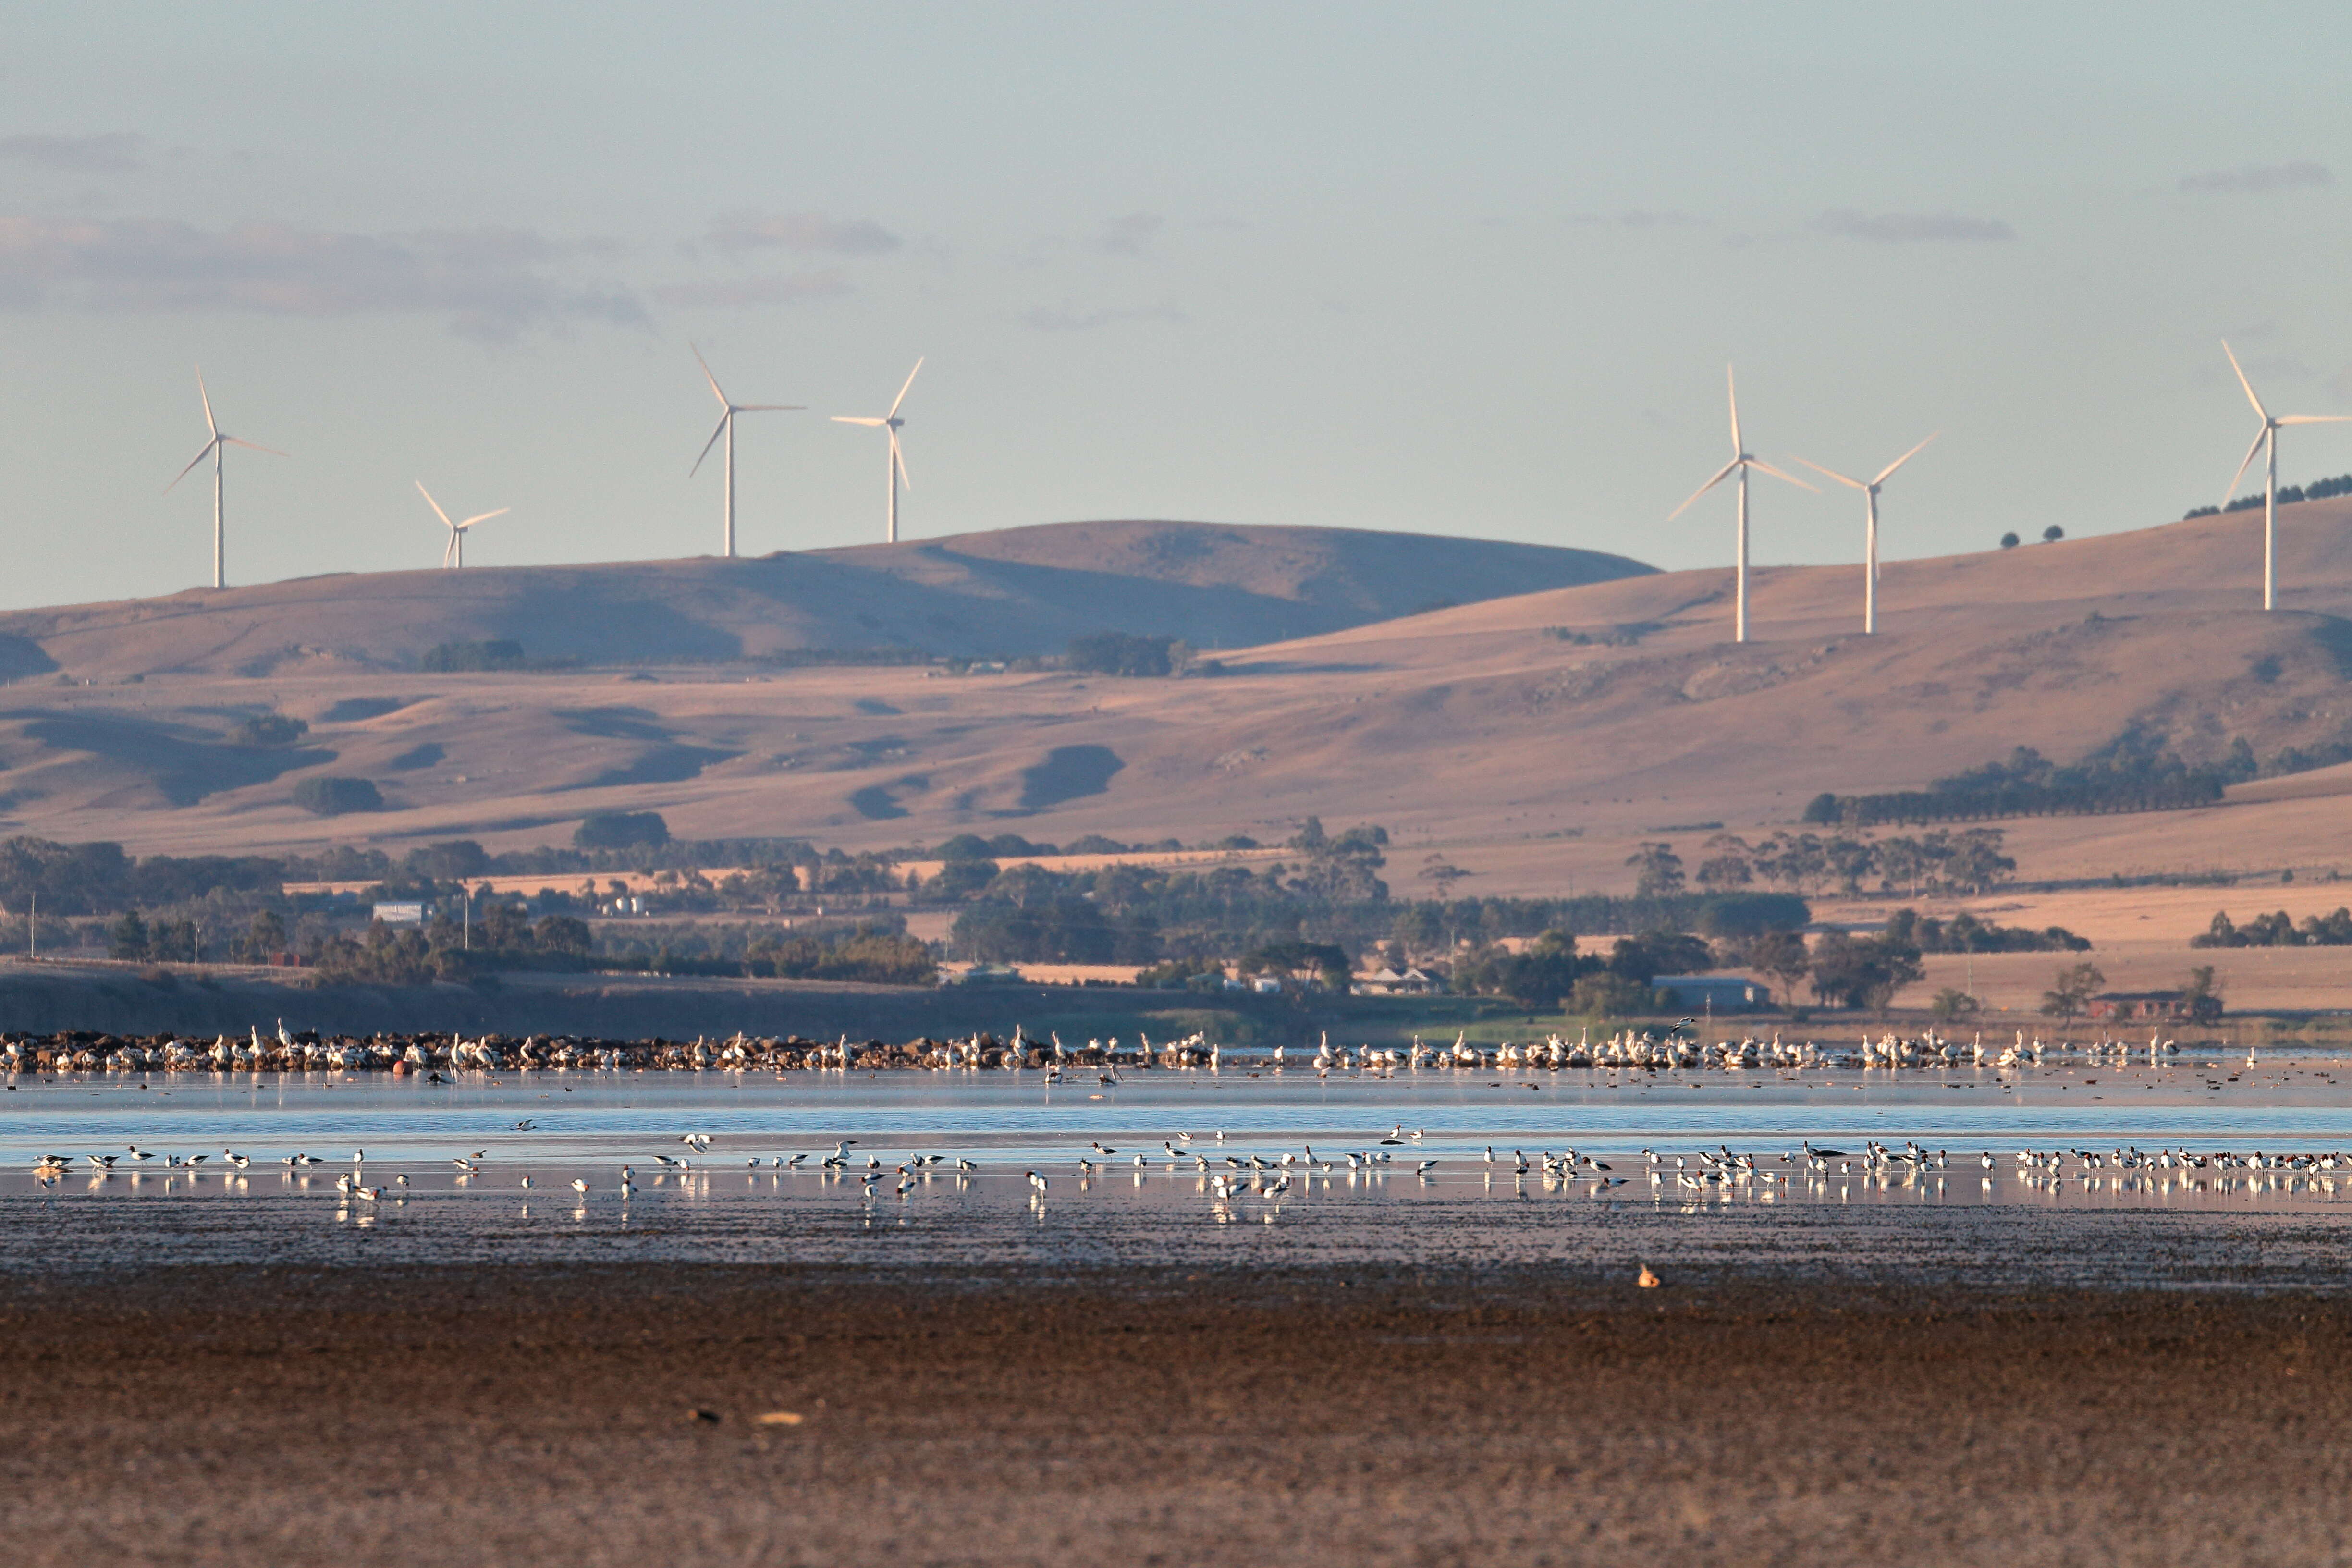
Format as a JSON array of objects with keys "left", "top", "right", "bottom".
[{"left": 417, "top": 481, "right": 509, "bottom": 569}]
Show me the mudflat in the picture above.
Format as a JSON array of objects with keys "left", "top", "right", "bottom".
[{"left": 6, "top": 1261, "right": 2346, "bottom": 1567}]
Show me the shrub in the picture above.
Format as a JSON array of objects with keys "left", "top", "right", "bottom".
[
  {"left": 1066, "top": 631, "right": 1176, "bottom": 677},
  {"left": 292, "top": 777, "right": 383, "bottom": 816},
  {"left": 574, "top": 811, "right": 669, "bottom": 850},
  {"left": 238, "top": 712, "right": 310, "bottom": 747},
  {"left": 421, "top": 639, "right": 526, "bottom": 672}
]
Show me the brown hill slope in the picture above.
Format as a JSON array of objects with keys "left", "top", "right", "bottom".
[
  {"left": 0, "top": 520, "right": 1652, "bottom": 679},
  {"left": 4, "top": 502, "right": 2352, "bottom": 895}
]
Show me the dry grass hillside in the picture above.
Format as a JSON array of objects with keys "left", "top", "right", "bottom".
[
  {"left": 0, "top": 519, "right": 1651, "bottom": 678},
  {"left": 4, "top": 502, "right": 2352, "bottom": 943}
]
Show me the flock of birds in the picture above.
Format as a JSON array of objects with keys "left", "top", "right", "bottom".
[{"left": 32, "top": 1119, "right": 2352, "bottom": 1209}]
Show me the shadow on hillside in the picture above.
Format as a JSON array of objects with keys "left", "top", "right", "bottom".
[{"left": 9, "top": 710, "right": 334, "bottom": 807}]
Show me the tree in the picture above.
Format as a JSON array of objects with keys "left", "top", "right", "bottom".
[
  {"left": 1999, "top": 532, "right": 2021, "bottom": 549},
  {"left": 2182, "top": 964, "right": 2224, "bottom": 1022},
  {"left": 2042, "top": 525, "right": 2065, "bottom": 543},
  {"left": 575, "top": 811, "right": 669, "bottom": 850},
  {"left": 1695, "top": 852, "right": 1752, "bottom": 892},
  {"left": 1741, "top": 929, "right": 1811, "bottom": 1001},
  {"left": 1568, "top": 971, "right": 1660, "bottom": 1019},
  {"left": 1066, "top": 631, "right": 1176, "bottom": 676},
  {"left": 1929, "top": 987, "right": 1981, "bottom": 1021},
  {"left": 1626, "top": 841, "right": 1685, "bottom": 898},
  {"left": 1608, "top": 930, "right": 1712, "bottom": 984},
  {"left": 1420, "top": 855, "right": 1471, "bottom": 898},
  {"left": 238, "top": 712, "right": 310, "bottom": 747},
  {"left": 293, "top": 777, "right": 383, "bottom": 816},
  {"left": 108, "top": 909, "right": 150, "bottom": 961},
  {"left": 2038, "top": 960, "right": 2106, "bottom": 1023},
  {"left": 1807, "top": 933, "right": 1924, "bottom": 1012}
]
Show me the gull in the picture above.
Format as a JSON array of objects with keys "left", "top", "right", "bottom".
[
  {"left": 1090, "top": 1141, "right": 1118, "bottom": 1155},
  {"left": 1027, "top": 1170, "right": 1050, "bottom": 1194},
  {"left": 1416, "top": 1159, "right": 1440, "bottom": 1175},
  {"left": 352, "top": 1149, "right": 366, "bottom": 1163},
  {"left": 394, "top": 1173, "right": 410, "bottom": 1187},
  {"left": 652, "top": 1154, "right": 682, "bottom": 1167},
  {"left": 786, "top": 1154, "right": 808, "bottom": 1168},
  {"left": 956, "top": 1159, "right": 977, "bottom": 1172},
  {"left": 128, "top": 1145, "right": 156, "bottom": 1163},
  {"left": 353, "top": 1186, "right": 383, "bottom": 1202}
]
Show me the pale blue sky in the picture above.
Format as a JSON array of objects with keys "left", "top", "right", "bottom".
[{"left": 4, "top": 1, "right": 2352, "bottom": 608}]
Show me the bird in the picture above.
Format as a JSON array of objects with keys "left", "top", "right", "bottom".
[
  {"left": 571, "top": 1178, "right": 590, "bottom": 1196},
  {"left": 1027, "top": 1170, "right": 1050, "bottom": 1194},
  {"left": 519, "top": 1176, "right": 534, "bottom": 1189},
  {"left": 1415, "top": 1160, "right": 1439, "bottom": 1175}
]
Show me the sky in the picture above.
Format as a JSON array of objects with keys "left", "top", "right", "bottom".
[{"left": 5, "top": 1, "right": 2352, "bottom": 609}]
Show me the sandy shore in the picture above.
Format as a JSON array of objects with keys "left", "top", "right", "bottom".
[{"left": 6, "top": 1259, "right": 2349, "bottom": 1567}]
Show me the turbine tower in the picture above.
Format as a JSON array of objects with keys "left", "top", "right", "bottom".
[
  {"left": 1668, "top": 366, "right": 1814, "bottom": 643},
  {"left": 416, "top": 481, "right": 509, "bottom": 568},
  {"left": 833, "top": 358, "right": 923, "bottom": 544},
  {"left": 2221, "top": 340, "right": 2352, "bottom": 612},
  {"left": 1795, "top": 434, "right": 1936, "bottom": 635},
  {"left": 688, "top": 345, "right": 801, "bottom": 559},
  {"left": 165, "top": 368, "right": 286, "bottom": 589}
]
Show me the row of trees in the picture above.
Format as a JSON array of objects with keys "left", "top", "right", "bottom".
[
  {"left": 1801, "top": 743, "right": 2248, "bottom": 828},
  {"left": 2184, "top": 472, "right": 2352, "bottom": 519},
  {"left": 2193, "top": 908, "right": 2352, "bottom": 948},
  {"left": 1627, "top": 828, "right": 2015, "bottom": 901}
]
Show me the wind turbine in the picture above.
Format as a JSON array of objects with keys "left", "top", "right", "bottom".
[
  {"left": 1794, "top": 434, "right": 1936, "bottom": 635},
  {"left": 2221, "top": 340, "right": 2352, "bottom": 612},
  {"left": 833, "top": 358, "right": 923, "bottom": 544},
  {"left": 688, "top": 345, "right": 801, "bottom": 559},
  {"left": 165, "top": 368, "right": 286, "bottom": 589},
  {"left": 1668, "top": 366, "right": 1814, "bottom": 643},
  {"left": 416, "top": 481, "right": 508, "bottom": 569}
]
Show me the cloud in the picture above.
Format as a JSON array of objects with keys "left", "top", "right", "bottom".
[
  {"left": 1095, "top": 212, "right": 1164, "bottom": 257},
  {"left": 2180, "top": 161, "right": 2335, "bottom": 195},
  {"left": 1022, "top": 301, "right": 1186, "bottom": 331},
  {"left": 0, "top": 132, "right": 146, "bottom": 173},
  {"left": 1812, "top": 209, "right": 2015, "bottom": 243},
  {"left": 702, "top": 212, "right": 900, "bottom": 255},
  {"left": 1566, "top": 209, "right": 1706, "bottom": 230},
  {"left": 0, "top": 216, "right": 647, "bottom": 340},
  {"left": 649, "top": 270, "right": 852, "bottom": 308}
]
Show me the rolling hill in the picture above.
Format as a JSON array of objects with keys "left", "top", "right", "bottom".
[
  {"left": 4, "top": 502, "right": 2352, "bottom": 914},
  {"left": 0, "top": 519, "right": 1653, "bottom": 679}
]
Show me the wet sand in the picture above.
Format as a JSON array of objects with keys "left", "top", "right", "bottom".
[{"left": 8, "top": 1255, "right": 2351, "bottom": 1567}]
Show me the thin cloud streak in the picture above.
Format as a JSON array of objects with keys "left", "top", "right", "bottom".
[
  {"left": 650, "top": 270, "right": 852, "bottom": 308},
  {"left": 1811, "top": 209, "right": 2015, "bottom": 243},
  {"left": 702, "top": 212, "right": 901, "bottom": 255},
  {"left": 1022, "top": 301, "right": 1186, "bottom": 331},
  {"left": 2180, "top": 161, "right": 2335, "bottom": 195},
  {"left": 0, "top": 216, "right": 647, "bottom": 341},
  {"left": 0, "top": 132, "right": 146, "bottom": 173}
]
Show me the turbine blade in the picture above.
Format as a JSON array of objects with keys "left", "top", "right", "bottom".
[
  {"left": 458, "top": 508, "right": 509, "bottom": 529},
  {"left": 888, "top": 357, "right": 924, "bottom": 420},
  {"left": 833, "top": 415, "right": 886, "bottom": 426},
  {"left": 2277, "top": 414, "right": 2352, "bottom": 425},
  {"left": 1793, "top": 456, "right": 1866, "bottom": 490},
  {"left": 2223, "top": 340, "right": 2268, "bottom": 422},
  {"left": 415, "top": 480, "right": 455, "bottom": 529},
  {"left": 692, "top": 343, "right": 729, "bottom": 408},
  {"left": 442, "top": 533, "right": 457, "bottom": 568},
  {"left": 734, "top": 404, "right": 805, "bottom": 412},
  {"left": 1726, "top": 364, "right": 1742, "bottom": 455},
  {"left": 195, "top": 367, "right": 219, "bottom": 438},
  {"left": 1872, "top": 432, "right": 1938, "bottom": 485},
  {"left": 2225, "top": 425, "right": 2268, "bottom": 501},
  {"left": 1668, "top": 457, "right": 1741, "bottom": 520},
  {"left": 689, "top": 411, "right": 729, "bottom": 477},
  {"left": 890, "top": 429, "right": 911, "bottom": 491},
  {"left": 165, "top": 440, "right": 218, "bottom": 492},
  {"left": 222, "top": 437, "right": 288, "bottom": 457},
  {"left": 1746, "top": 457, "right": 1819, "bottom": 491}
]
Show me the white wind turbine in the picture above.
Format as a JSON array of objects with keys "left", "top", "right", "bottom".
[
  {"left": 165, "top": 368, "right": 287, "bottom": 589},
  {"left": 1668, "top": 366, "right": 1815, "bottom": 643},
  {"left": 1794, "top": 434, "right": 1936, "bottom": 635},
  {"left": 832, "top": 358, "right": 923, "bottom": 544},
  {"left": 416, "top": 481, "right": 509, "bottom": 569},
  {"left": 2221, "top": 340, "right": 2352, "bottom": 612},
  {"left": 689, "top": 344, "right": 802, "bottom": 559}
]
